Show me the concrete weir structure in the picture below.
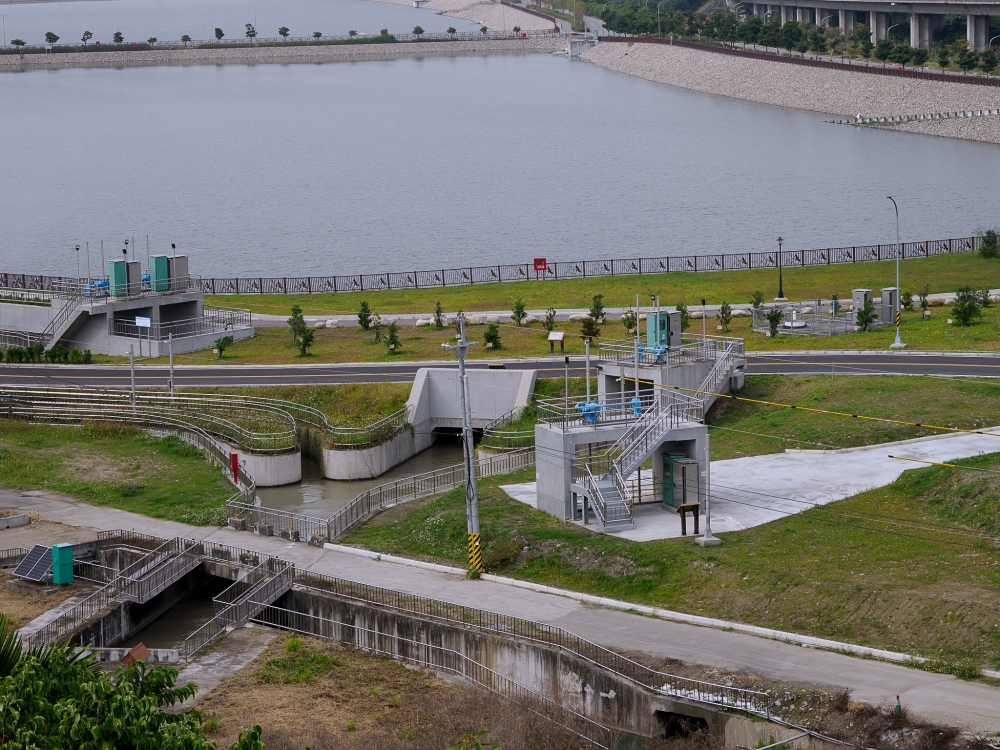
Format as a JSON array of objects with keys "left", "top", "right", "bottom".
[
  {"left": 754, "top": 1, "right": 996, "bottom": 48},
  {"left": 322, "top": 366, "right": 536, "bottom": 480}
]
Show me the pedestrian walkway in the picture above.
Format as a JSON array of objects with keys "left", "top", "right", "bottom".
[{"left": 0, "top": 487, "right": 997, "bottom": 733}]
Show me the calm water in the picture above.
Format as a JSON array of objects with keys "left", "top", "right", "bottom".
[
  {"left": 2, "top": 47, "right": 1000, "bottom": 277},
  {"left": 256, "top": 439, "right": 463, "bottom": 517},
  {"left": 0, "top": 0, "right": 479, "bottom": 47}
]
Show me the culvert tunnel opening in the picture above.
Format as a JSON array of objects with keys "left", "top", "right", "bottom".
[{"left": 655, "top": 711, "right": 710, "bottom": 738}]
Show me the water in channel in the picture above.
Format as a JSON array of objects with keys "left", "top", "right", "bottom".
[
  {"left": 2, "top": 26, "right": 1000, "bottom": 277},
  {"left": 255, "top": 437, "right": 464, "bottom": 518}
]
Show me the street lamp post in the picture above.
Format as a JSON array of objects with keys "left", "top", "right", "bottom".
[
  {"left": 75, "top": 245, "right": 80, "bottom": 282},
  {"left": 887, "top": 196, "right": 905, "bottom": 349},
  {"left": 657, "top": 0, "right": 667, "bottom": 36},
  {"left": 775, "top": 236, "right": 787, "bottom": 301},
  {"left": 442, "top": 314, "right": 483, "bottom": 573}
]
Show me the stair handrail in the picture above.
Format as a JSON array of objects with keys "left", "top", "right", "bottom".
[
  {"left": 39, "top": 293, "right": 83, "bottom": 346},
  {"left": 580, "top": 464, "right": 609, "bottom": 528}
]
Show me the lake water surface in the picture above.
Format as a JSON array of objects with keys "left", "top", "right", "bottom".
[{"left": 2, "top": 47, "right": 999, "bottom": 277}]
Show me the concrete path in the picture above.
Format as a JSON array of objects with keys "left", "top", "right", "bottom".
[
  {"left": 1, "top": 488, "right": 997, "bottom": 733},
  {"left": 502, "top": 427, "right": 1000, "bottom": 542}
]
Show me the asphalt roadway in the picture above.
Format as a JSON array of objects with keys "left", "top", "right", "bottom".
[{"left": 0, "top": 351, "right": 998, "bottom": 388}]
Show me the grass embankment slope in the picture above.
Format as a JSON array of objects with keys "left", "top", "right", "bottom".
[
  {"left": 207, "top": 253, "right": 995, "bottom": 316},
  {"left": 0, "top": 422, "right": 235, "bottom": 525},
  {"left": 344, "top": 375, "right": 1000, "bottom": 669}
]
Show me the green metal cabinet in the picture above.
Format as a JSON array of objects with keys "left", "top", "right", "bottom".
[
  {"left": 663, "top": 454, "right": 700, "bottom": 507},
  {"left": 108, "top": 260, "right": 128, "bottom": 298},
  {"left": 149, "top": 255, "right": 170, "bottom": 292},
  {"left": 52, "top": 543, "right": 73, "bottom": 585}
]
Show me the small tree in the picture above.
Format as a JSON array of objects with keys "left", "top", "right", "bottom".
[
  {"left": 180, "top": 34, "right": 191, "bottom": 45},
  {"left": 10, "top": 39, "right": 25, "bottom": 48},
  {"left": 245, "top": 23, "right": 257, "bottom": 41},
  {"left": 297, "top": 327, "right": 315, "bottom": 355},
  {"left": 113, "top": 31, "right": 124, "bottom": 44},
  {"left": 433, "top": 300, "right": 445, "bottom": 328},
  {"left": 919, "top": 284, "right": 930, "bottom": 311},
  {"left": 717, "top": 301, "right": 733, "bottom": 332},
  {"left": 481, "top": 26, "right": 489, "bottom": 35},
  {"left": 215, "top": 28, "right": 225, "bottom": 42},
  {"left": 621, "top": 308, "right": 637, "bottom": 333},
  {"left": 447, "top": 27, "right": 457, "bottom": 37},
  {"left": 901, "top": 289, "right": 913, "bottom": 310},
  {"left": 952, "top": 287, "right": 982, "bottom": 326},
  {"left": 314, "top": 31, "right": 322, "bottom": 39},
  {"left": 910, "top": 48, "right": 929, "bottom": 66},
  {"left": 349, "top": 30, "right": 358, "bottom": 37},
  {"left": 413, "top": 26, "right": 425, "bottom": 37},
  {"left": 580, "top": 317, "right": 600, "bottom": 341},
  {"left": 513, "top": 25, "right": 521, "bottom": 34},
  {"left": 386, "top": 322, "right": 401, "bottom": 352},
  {"left": 979, "top": 48, "right": 998, "bottom": 74},
  {"left": 856, "top": 299, "right": 877, "bottom": 331},
  {"left": 511, "top": 296, "right": 527, "bottom": 326},
  {"left": 873, "top": 36, "right": 893, "bottom": 64},
  {"left": 483, "top": 323, "right": 501, "bottom": 348},
  {"left": 957, "top": 48, "right": 979, "bottom": 73},
  {"left": 588, "top": 294, "right": 605, "bottom": 323},
  {"left": 147, "top": 37, "right": 157, "bottom": 45},
  {"left": 977, "top": 289, "right": 993, "bottom": 308},
  {"left": 380, "top": 28, "right": 390, "bottom": 36},
  {"left": 888, "top": 42, "right": 913, "bottom": 65},
  {"left": 979, "top": 228, "right": 999, "bottom": 258},
  {"left": 372, "top": 314, "right": 383, "bottom": 343},
  {"left": 543, "top": 307, "right": 556, "bottom": 332},
  {"left": 215, "top": 335, "right": 234, "bottom": 358},
  {"left": 676, "top": 301, "right": 690, "bottom": 330},
  {"left": 287, "top": 304, "right": 306, "bottom": 343},
  {"left": 832, "top": 291, "right": 840, "bottom": 314},
  {"left": 936, "top": 47, "right": 951, "bottom": 68},
  {"left": 764, "top": 307, "right": 784, "bottom": 337},
  {"left": 750, "top": 290, "right": 764, "bottom": 308},
  {"left": 45, "top": 32, "right": 60, "bottom": 44},
  {"left": 358, "top": 301, "right": 373, "bottom": 330},
  {"left": 82, "top": 31, "right": 93, "bottom": 46},
  {"left": 279, "top": 26, "right": 290, "bottom": 40}
]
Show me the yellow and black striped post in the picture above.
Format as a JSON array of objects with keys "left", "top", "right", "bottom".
[
  {"left": 468, "top": 533, "right": 483, "bottom": 573},
  {"left": 895, "top": 310, "right": 901, "bottom": 328}
]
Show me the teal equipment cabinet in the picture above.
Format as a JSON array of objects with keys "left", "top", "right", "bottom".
[
  {"left": 149, "top": 255, "right": 170, "bottom": 292},
  {"left": 663, "top": 454, "right": 701, "bottom": 508},
  {"left": 109, "top": 260, "right": 128, "bottom": 298},
  {"left": 52, "top": 543, "right": 74, "bottom": 585},
  {"left": 646, "top": 310, "right": 682, "bottom": 349}
]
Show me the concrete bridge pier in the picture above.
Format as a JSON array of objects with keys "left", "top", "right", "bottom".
[
  {"left": 781, "top": 5, "right": 793, "bottom": 23},
  {"left": 869, "top": 10, "right": 888, "bottom": 41},
  {"left": 967, "top": 14, "right": 988, "bottom": 49},
  {"left": 840, "top": 8, "right": 856, "bottom": 31}
]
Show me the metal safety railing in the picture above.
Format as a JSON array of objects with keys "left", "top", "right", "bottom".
[
  {"left": 0, "top": 548, "right": 29, "bottom": 569},
  {"left": 253, "top": 603, "right": 611, "bottom": 748},
  {"left": 293, "top": 570, "right": 771, "bottom": 716},
  {"left": 536, "top": 392, "right": 652, "bottom": 431},
  {"left": 480, "top": 405, "right": 536, "bottom": 450},
  {"left": 228, "top": 448, "right": 536, "bottom": 543},
  {"left": 109, "top": 308, "right": 252, "bottom": 341}
]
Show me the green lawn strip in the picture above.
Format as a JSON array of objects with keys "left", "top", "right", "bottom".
[
  {"left": 206, "top": 253, "right": 996, "bottom": 316},
  {"left": 707, "top": 374, "right": 1000, "bottom": 460},
  {"left": 181, "top": 383, "right": 411, "bottom": 428},
  {"left": 341, "top": 461, "right": 1000, "bottom": 669},
  {"left": 0, "top": 422, "right": 235, "bottom": 525}
]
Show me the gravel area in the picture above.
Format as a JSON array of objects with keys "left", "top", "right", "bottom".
[
  {"left": 447, "top": 2, "right": 557, "bottom": 31},
  {"left": 581, "top": 41, "right": 1000, "bottom": 143},
  {"left": 0, "top": 38, "right": 564, "bottom": 71}
]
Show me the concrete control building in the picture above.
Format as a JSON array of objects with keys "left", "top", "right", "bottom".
[
  {"left": 745, "top": 1, "right": 997, "bottom": 48},
  {"left": 0, "top": 256, "right": 254, "bottom": 356}
]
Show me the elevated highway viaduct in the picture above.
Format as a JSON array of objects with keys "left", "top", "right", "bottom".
[{"left": 745, "top": 1, "right": 997, "bottom": 48}]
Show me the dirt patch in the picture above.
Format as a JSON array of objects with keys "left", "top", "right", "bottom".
[
  {"left": 0, "top": 518, "right": 97, "bottom": 549},
  {"left": 0, "top": 570, "right": 80, "bottom": 628}
]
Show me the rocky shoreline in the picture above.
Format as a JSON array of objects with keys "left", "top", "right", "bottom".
[
  {"left": 580, "top": 41, "right": 1000, "bottom": 145},
  {"left": 0, "top": 37, "right": 564, "bottom": 72}
]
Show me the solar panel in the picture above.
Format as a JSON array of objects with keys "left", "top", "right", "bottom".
[{"left": 12, "top": 545, "right": 51, "bottom": 583}]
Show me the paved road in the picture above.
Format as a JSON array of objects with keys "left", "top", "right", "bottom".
[
  {"left": 0, "top": 351, "right": 997, "bottom": 388},
  {"left": 3, "top": 490, "right": 997, "bottom": 735}
]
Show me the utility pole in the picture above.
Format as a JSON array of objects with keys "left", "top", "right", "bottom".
[
  {"left": 129, "top": 346, "right": 136, "bottom": 413},
  {"left": 887, "top": 196, "right": 905, "bottom": 349},
  {"left": 634, "top": 293, "right": 640, "bottom": 401},
  {"left": 585, "top": 338, "right": 591, "bottom": 402},
  {"left": 442, "top": 314, "right": 482, "bottom": 574},
  {"left": 698, "top": 437, "right": 720, "bottom": 547}
]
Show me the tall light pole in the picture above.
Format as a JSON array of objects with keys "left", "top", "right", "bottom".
[
  {"left": 775, "top": 236, "right": 786, "bottom": 301},
  {"left": 887, "top": 196, "right": 905, "bottom": 348},
  {"left": 442, "top": 314, "right": 482, "bottom": 573}
]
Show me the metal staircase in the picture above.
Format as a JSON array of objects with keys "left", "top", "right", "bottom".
[{"left": 117, "top": 539, "right": 203, "bottom": 604}]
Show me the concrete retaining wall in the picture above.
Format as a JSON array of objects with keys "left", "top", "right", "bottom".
[
  {"left": 322, "top": 427, "right": 433, "bottom": 480},
  {"left": 220, "top": 441, "right": 302, "bottom": 487},
  {"left": 0, "top": 514, "right": 29, "bottom": 530},
  {"left": 407, "top": 367, "right": 536, "bottom": 429},
  {"left": 0, "top": 38, "right": 564, "bottom": 72}
]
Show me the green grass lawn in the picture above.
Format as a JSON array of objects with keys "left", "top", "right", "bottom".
[
  {"left": 342, "top": 457, "right": 1000, "bottom": 671},
  {"left": 206, "top": 253, "right": 997, "bottom": 316},
  {"left": 0, "top": 421, "right": 236, "bottom": 525},
  {"left": 708, "top": 374, "right": 1000, "bottom": 459}
]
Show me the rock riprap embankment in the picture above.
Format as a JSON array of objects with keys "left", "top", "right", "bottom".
[
  {"left": 581, "top": 41, "right": 1000, "bottom": 143},
  {"left": 0, "top": 38, "right": 563, "bottom": 71}
]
